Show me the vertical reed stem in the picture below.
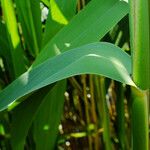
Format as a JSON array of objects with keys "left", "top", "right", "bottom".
[
  {"left": 82, "top": 75, "right": 93, "bottom": 150},
  {"left": 129, "top": 0, "right": 149, "bottom": 89},
  {"left": 129, "top": 0, "right": 149, "bottom": 149},
  {"left": 99, "top": 77, "right": 112, "bottom": 150},
  {"left": 131, "top": 87, "right": 149, "bottom": 150},
  {"left": 89, "top": 75, "right": 99, "bottom": 150},
  {"left": 115, "top": 82, "right": 125, "bottom": 150}
]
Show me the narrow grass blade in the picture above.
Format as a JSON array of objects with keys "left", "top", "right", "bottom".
[
  {"left": 34, "top": 1, "right": 77, "bottom": 149},
  {"left": 32, "top": 1, "right": 129, "bottom": 145},
  {"left": 33, "top": 80, "right": 66, "bottom": 150},
  {"left": 11, "top": 85, "right": 54, "bottom": 150},
  {"left": 0, "top": 22, "right": 9, "bottom": 55},
  {"left": 41, "top": 0, "right": 49, "bottom": 7},
  {"left": 42, "top": 0, "right": 78, "bottom": 46},
  {"left": 115, "top": 82, "right": 125, "bottom": 150},
  {"left": 0, "top": 42, "right": 135, "bottom": 111},
  {"left": 14, "top": 0, "right": 42, "bottom": 56},
  {"left": 1, "top": 0, "right": 26, "bottom": 79}
]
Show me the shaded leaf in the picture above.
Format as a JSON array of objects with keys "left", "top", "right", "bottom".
[
  {"left": 34, "top": 0, "right": 129, "bottom": 65},
  {"left": 1, "top": 0, "right": 26, "bottom": 79},
  {"left": 42, "top": 0, "right": 78, "bottom": 46},
  {"left": 0, "top": 42, "right": 135, "bottom": 111},
  {"left": 33, "top": 81, "right": 66, "bottom": 150},
  {"left": 15, "top": 0, "right": 42, "bottom": 56},
  {"left": 11, "top": 84, "right": 54, "bottom": 150},
  {"left": 34, "top": 1, "right": 77, "bottom": 149}
]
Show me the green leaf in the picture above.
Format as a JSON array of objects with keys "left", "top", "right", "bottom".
[
  {"left": 0, "top": 22, "right": 15, "bottom": 80},
  {"left": 0, "top": 22, "right": 9, "bottom": 55},
  {"left": 0, "top": 1, "right": 130, "bottom": 149},
  {"left": 41, "top": 0, "right": 49, "bottom": 7},
  {"left": 14, "top": 0, "right": 42, "bottom": 56},
  {"left": 0, "top": 42, "right": 135, "bottom": 111},
  {"left": 32, "top": 1, "right": 128, "bottom": 149},
  {"left": 33, "top": 81, "right": 66, "bottom": 150},
  {"left": 11, "top": 85, "right": 54, "bottom": 150},
  {"left": 34, "top": 0, "right": 129, "bottom": 65},
  {"left": 55, "top": 0, "right": 78, "bottom": 21},
  {"left": 1, "top": 0, "right": 26, "bottom": 79},
  {"left": 42, "top": 0, "right": 78, "bottom": 46},
  {"left": 34, "top": 1, "right": 77, "bottom": 149}
]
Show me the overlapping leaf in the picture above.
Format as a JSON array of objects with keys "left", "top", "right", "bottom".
[
  {"left": 31, "top": 0, "right": 129, "bottom": 149},
  {"left": 1, "top": 0, "right": 26, "bottom": 79},
  {"left": 42, "top": 0, "right": 78, "bottom": 46},
  {"left": 0, "top": 42, "right": 135, "bottom": 111},
  {"left": 15, "top": 0, "right": 42, "bottom": 56},
  {"left": 33, "top": 81, "right": 66, "bottom": 150},
  {"left": 34, "top": 1, "right": 78, "bottom": 149},
  {"left": 34, "top": 0, "right": 129, "bottom": 65},
  {"left": 0, "top": 1, "right": 130, "bottom": 149},
  {"left": 11, "top": 85, "right": 54, "bottom": 150}
]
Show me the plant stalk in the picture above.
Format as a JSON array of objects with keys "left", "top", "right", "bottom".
[
  {"left": 129, "top": 0, "right": 149, "bottom": 149},
  {"left": 131, "top": 87, "right": 149, "bottom": 150},
  {"left": 129, "top": 0, "right": 149, "bottom": 89},
  {"left": 115, "top": 82, "right": 125, "bottom": 150},
  {"left": 99, "top": 77, "right": 112, "bottom": 150}
]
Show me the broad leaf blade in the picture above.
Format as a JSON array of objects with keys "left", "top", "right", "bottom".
[
  {"left": 0, "top": 42, "right": 135, "bottom": 111},
  {"left": 34, "top": 1, "right": 77, "bottom": 149},
  {"left": 33, "top": 1, "right": 128, "bottom": 149},
  {"left": 34, "top": 0, "right": 129, "bottom": 65},
  {"left": 42, "top": 0, "right": 78, "bottom": 46}
]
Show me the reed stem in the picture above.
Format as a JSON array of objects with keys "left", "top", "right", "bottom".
[
  {"left": 115, "top": 82, "right": 125, "bottom": 150},
  {"left": 131, "top": 87, "right": 149, "bottom": 150},
  {"left": 129, "top": 0, "right": 149, "bottom": 149}
]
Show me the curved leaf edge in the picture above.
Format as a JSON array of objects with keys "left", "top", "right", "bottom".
[{"left": 0, "top": 42, "right": 136, "bottom": 111}]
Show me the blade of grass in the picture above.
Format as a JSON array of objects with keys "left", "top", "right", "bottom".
[
  {"left": 1, "top": 0, "right": 26, "bottom": 79},
  {"left": 14, "top": 0, "right": 42, "bottom": 56},
  {"left": 5, "top": 1, "right": 127, "bottom": 148},
  {"left": 115, "top": 82, "right": 125, "bottom": 150},
  {"left": 41, "top": 0, "right": 49, "bottom": 7},
  {"left": 0, "top": 0, "right": 129, "bottom": 148},
  {"left": 34, "top": 1, "right": 77, "bottom": 149},
  {"left": 0, "top": 42, "right": 135, "bottom": 111},
  {"left": 57, "top": 0, "right": 78, "bottom": 21},
  {"left": 32, "top": 1, "right": 129, "bottom": 147},
  {"left": 32, "top": 3, "right": 129, "bottom": 148},
  {"left": 10, "top": 84, "right": 54, "bottom": 150},
  {"left": 0, "top": 22, "right": 12, "bottom": 77},
  {"left": 42, "top": 0, "right": 78, "bottom": 46},
  {"left": 0, "top": 22, "right": 9, "bottom": 55},
  {"left": 33, "top": 80, "right": 66, "bottom": 150}
]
